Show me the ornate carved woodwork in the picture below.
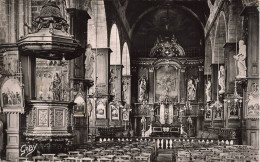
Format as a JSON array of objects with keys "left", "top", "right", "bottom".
[{"left": 24, "top": 100, "right": 74, "bottom": 153}]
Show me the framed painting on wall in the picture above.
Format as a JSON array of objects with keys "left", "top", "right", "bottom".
[
  {"left": 73, "top": 94, "right": 86, "bottom": 117},
  {"left": 213, "top": 109, "right": 223, "bottom": 120},
  {"left": 1, "top": 78, "right": 24, "bottom": 113},
  {"left": 110, "top": 103, "right": 119, "bottom": 120},
  {"left": 96, "top": 99, "right": 106, "bottom": 119},
  {"left": 204, "top": 109, "right": 212, "bottom": 121}
]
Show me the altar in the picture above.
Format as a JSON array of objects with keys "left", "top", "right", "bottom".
[{"left": 132, "top": 34, "right": 204, "bottom": 137}]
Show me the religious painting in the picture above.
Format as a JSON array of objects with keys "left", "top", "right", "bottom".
[
  {"left": 73, "top": 94, "right": 86, "bottom": 117},
  {"left": 122, "top": 111, "right": 129, "bottom": 121},
  {"left": 245, "top": 83, "right": 259, "bottom": 118},
  {"left": 1, "top": 78, "right": 24, "bottom": 113},
  {"left": 155, "top": 65, "right": 179, "bottom": 103},
  {"left": 110, "top": 103, "right": 119, "bottom": 120},
  {"left": 228, "top": 102, "right": 240, "bottom": 119},
  {"left": 204, "top": 109, "right": 212, "bottom": 121},
  {"left": 213, "top": 108, "right": 223, "bottom": 120},
  {"left": 96, "top": 99, "right": 106, "bottom": 119}
]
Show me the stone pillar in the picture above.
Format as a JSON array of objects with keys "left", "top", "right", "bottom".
[
  {"left": 148, "top": 67, "right": 154, "bottom": 103},
  {"left": 241, "top": 6, "right": 259, "bottom": 147},
  {"left": 198, "top": 66, "right": 204, "bottom": 103},
  {"left": 91, "top": 48, "right": 111, "bottom": 128},
  {"left": 180, "top": 67, "right": 186, "bottom": 104},
  {"left": 66, "top": 9, "right": 91, "bottom": 79},
  {"left": 224, "top": 43, "right": 236, "bottom": 94},
  {"left": 6, "top": 113, "right": 19, "bottom": 161}
]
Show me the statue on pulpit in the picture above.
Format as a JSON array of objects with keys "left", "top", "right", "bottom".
[
  {"left": 187, "top": 79, "right": 196, "bottom": 100},
  {"left": 85, "top": 44, "right": 94, "bottom": 79},
  {"left": 205, "top": 80, "right": 211, "bottom": 102},
  {"left": 50, "top": 73, "right": 62, "bottom": 100},
  {"left": 138, "top": 77, "right": 147, "bottom": 102},
  {"left": 233, "top": 40, "right": 247, "bottom": 78},
  {"left": 218, "top": 65, "right": 225, "bottom": 94}
]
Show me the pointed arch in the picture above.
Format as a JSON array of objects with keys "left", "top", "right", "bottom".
[
  {"left": 213, "top": 12, "right": 227, "bottom": 64},
  {"left": 110, "top": 24, "right": 121, "bottom": 65},
  {"left": 122, "top": 42, "right": 130, "bottom": 75}
]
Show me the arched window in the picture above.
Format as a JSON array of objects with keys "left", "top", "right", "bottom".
[
  {"left": 110, "top": 24, "right": 121, "bottom": 65},
  {"left": 122, "top": 42, "right": 130, "bottom": 75}
]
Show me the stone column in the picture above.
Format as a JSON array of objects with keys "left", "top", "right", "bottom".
[
  {"left": 198, "top": 66, "right": 204, "bottom": 103},
  {"left": 148, "top": 67, "right": 154, "bottom": 103},
  {"left": 241, "top": 6, "right": 259, "bottom": 147},
  {"left": 91, "top": 48, "right": 111, "bottom": 128},
  {"left": 66, "top": 9, "right": 91, "bottom": 79},
  {"left": 180, "top": 67, "right": 186, "bottom": 104},
  {"left": 6, "top": 113, "right": 19, "bottom": 161},
  {"left": 224, "top": 43, "right": 236, "bottom": 94}
]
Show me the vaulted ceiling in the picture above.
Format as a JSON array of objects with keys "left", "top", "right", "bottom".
[{"left": 111, "top": 0, "right": 210, "bottom": 59}]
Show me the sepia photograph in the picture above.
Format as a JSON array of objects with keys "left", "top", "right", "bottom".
[{"left": 0, "top": 0, "right": 259, "bottom": 161}]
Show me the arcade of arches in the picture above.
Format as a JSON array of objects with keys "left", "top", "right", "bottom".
[{"left": 0, "top": 0, "right": 259, "bottom": 161}]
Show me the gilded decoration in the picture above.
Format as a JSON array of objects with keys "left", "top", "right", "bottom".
[{"left": 149, "top": 34, "right": 185, "bottom": 58}]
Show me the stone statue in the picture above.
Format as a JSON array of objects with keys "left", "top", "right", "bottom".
[
  {"left": 218, "top": 65, "right": 225, "bottom": 94},
  {"left": 87, "top": 99, "right": 93, "bottom": 117},
  {"left": 85, "top": 44, "right": 94, "bottom": 79},
  {"left": 233, "top": 40, "right": 247, "bottom": 78},
  {"left": 187, "top": 79, "right": 196, "bottom": 100},
  {"left": 109, "top": 68, "right": 117, "bottom": 96},
  {"left": 50, "top": 73, "right": 62, "bottom": 100},
  {"left": 138, "top": 77, "right": 147, "bottom": 102},
  {"left": 205, "top": 80, "right": 211, "bottom": 102}
]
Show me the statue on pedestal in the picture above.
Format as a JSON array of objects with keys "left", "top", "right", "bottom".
[
  {"left": 218, "top": 65, "right": 225, "bottom": 94},
  {"left": 85, "top": 44, "right": 94, "bottom": 79},
  {"left": 233, "top": 40, "right": 247, "bottom": 78},
  {"left": 138, "top": 77, "right": 147, "bottom": 102},
  {"left": 187, "top": 79, "right": 196, "bottom": 100}
]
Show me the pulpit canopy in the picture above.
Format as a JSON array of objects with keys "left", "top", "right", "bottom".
[{"left": 17, "top": 1, "right": 82, "bottom": 60}]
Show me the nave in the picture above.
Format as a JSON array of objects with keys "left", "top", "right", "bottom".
[
  {"left": 0, "top": 0, "right": 259, "bottom": 161},
  {"left": 8, "top": 138, "right": 259, "bottom": 162}
]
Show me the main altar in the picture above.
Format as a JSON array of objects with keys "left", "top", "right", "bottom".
[{"left": 132, "top": 34, "right": 205, "bottom": 137}]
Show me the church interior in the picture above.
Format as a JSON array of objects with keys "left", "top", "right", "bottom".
[{"left": 0, "top": 0, "right": 259, "bottom": 161}]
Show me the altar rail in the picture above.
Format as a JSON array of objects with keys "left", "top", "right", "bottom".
[{"left": 95, "top": 137, "right": 238, "bottom": 149}]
